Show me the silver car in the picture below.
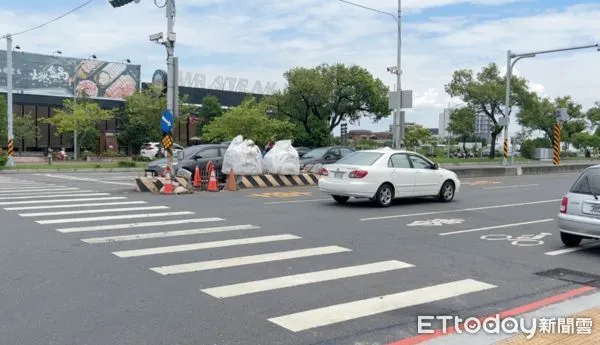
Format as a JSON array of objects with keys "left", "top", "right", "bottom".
[{"left": 558, "top": 165, "right": 600, "bottom": 247}]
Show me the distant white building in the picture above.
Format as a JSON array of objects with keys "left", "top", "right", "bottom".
[
  {"left": 438, "top": 109, "right": 451, "bottom": 140},
  {"left": 474, "top": 113, "right": 493, "bottom": 143}
]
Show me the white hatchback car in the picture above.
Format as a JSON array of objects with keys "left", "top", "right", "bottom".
[
  {"left": 318, "top": 148, "right": 461, "bottom": 207},
  {"left": 557, "top": 165, "right": 600, "bottom": 247}
]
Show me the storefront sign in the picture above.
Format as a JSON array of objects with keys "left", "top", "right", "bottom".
[
  {"left": 0, "top": 50, "right": 141, "bottom": 100},
  {"left": 177, "top": 70, "right": 281, "bottom": 95}
]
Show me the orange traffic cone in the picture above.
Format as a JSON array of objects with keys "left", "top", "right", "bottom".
[
  {"left": 193, "top": 165, "right": 201, "bottom": 189},
  {"left": 207, "top": 166, "right": 219, "bottom": 192},
  {"left": 162, "top": 171, "right": 174, "bottom": 195},
  {"left": 224, "top": 168, "right": 238, "bottom": 191}
]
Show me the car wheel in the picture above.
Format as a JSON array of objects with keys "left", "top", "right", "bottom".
[
  {"left": 374, "top": 183, "right": 394, "bottom": 208},
  {"left": 332, "top": 195, "right": 350, "bottom": 204},
  {"left": 560, "top": 232, "right": 582, "bottom": 247},
  {"left": 438, "top": 180, "right": 455, "bottom": 202}
]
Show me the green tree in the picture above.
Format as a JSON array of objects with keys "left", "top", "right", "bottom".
[
  {"left": 517, "top": 95, "right": 556, "bottom": 139},
  {"left": 445, "top": 63, "right": 531, "bottom": 158},
  {"left": 447, "top": 106, "right": 476, "bottom": 151},
  {"left": 586, "top": 102, "right": 600, "bottom": 131},
  {"left": 201, "top": 98, "right": 297, "bottom": 147},
  {"left": 195, "top": 95, "right": 224, "bottom": 136},
  {"left": 572, "top": 132, "right": 600, "bottom": 151},
  {"left": 13, "top": 113, "right": 40, "bottom": 155},
  {"left": 267, "top": 63, "right": 390, "bottom": 146},
  {"left": 119, "top": 85, "right": 165, "bottom": 154},
  {"left": 45, "top": 99, "right": 117, "bottom": 156},
  {"left": 404, "top": 124, "right": 432, "bottom": 148}
]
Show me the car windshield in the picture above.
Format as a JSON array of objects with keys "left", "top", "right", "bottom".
[
  {"left": 570, "top": 168, "right": 600, "bottom": 196},
  {"left": 303, "top": 148, "right": 329, "bottom": 158},
  {"left": 334, "top": 152, "right": 383, "bottom": 166}
]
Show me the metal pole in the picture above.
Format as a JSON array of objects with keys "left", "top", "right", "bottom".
[
  {"left": 165, "top": 0, "right": 176, "bottom": 175},
  {"left": 73, "top": 79, "right": 77, "bottom": 160},
  {"left": 395, "top": 0, "right": 403, "bottom": 149},
  {"left": 6, "top": 34, "right": 14, "bottom": 167},
  {"left": 502, "top": 50, "right": 511, "bottom": 166}
]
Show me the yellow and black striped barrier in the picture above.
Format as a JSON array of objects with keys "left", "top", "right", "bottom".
[
  {"left": 552, "top": 123, "right": 562, "bottom": 166},
  {"left": 7, "top": 139, "right": 13, "bottom": 157},
  {"left": 239, "top": 174, "right": 320, "bottom": 188},
  {"left": 503, "top": 138, "right": 509, "bottom": 160},
  {"left": 134, "top": 176, "right": 189, "bottom": 193}
]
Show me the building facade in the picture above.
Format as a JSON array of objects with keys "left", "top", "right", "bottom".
[
  {"left": 474, "top": 113, "right": 493, "bottom": 143},
  {"left": 438, "top": 108, "right": 451, "bottom": 140}
]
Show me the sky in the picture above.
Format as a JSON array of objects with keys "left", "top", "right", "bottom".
[{"left": 1, "top": 0, "right": 600, "bottom": 138}]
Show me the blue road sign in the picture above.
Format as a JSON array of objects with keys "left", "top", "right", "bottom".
[{"left": 161, "top": 110, "right": 173, "bottom": 134}]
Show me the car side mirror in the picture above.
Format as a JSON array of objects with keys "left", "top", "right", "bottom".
[
  {"left": 194, "top": 155, "right": 202, "bottom": 160},
  {"left": 432, "top": 163, "right": 439, "bottom": 170}
]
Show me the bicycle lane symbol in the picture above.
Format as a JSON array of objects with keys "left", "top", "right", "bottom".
[{"left": 480, "top": 233, "right": 552, "bottom": 247}]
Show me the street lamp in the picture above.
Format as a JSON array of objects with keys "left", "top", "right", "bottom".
[
  {"left": 1, "top": 34, "right": 21, "bottom": 167},
  {"left": 337, "top": 0, "right": 404, "bottom": 149},
  {"left": 502, "top": 43, "right": 600, "bottom": 166}
]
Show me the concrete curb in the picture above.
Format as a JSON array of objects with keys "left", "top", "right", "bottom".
[
  {"left": 447, "top": 162, "right": 596, "bottom": 178},
  {"left": 0, "top": 168, "right": 143, "bottom": 174}
]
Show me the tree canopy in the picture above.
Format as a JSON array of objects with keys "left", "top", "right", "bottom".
[
  {"left": 195, "top": 95, "right": 224, "bottom": 136},
  {"left": 45, "top": 99, "right": 117, "bottom": 153},
  {"left": 447, "top": 106, "right": 476, "bottom": 150},
  {"left": 445, "top": 63, "right": 531, "bottom": 158},
  {"left": 267, "top": 63, "right": 390, "bottom": 146},
  {"left": 404, "top": 125, "right": 431, "bottom": 148},
  {"left": 201, "top": 98, "right": 297, "bottom": 147},
  {"left": 119, "top": 86, "right": 166, "bottom": 153},
  {"left": 13, "top": 113, "right": 39, "bottom": 154}
]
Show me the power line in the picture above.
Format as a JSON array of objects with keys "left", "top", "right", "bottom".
[{"left": 2, "top": 0, "right": 96, "bottom": 39}]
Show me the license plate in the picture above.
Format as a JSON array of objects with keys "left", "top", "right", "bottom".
[
  {"left": 334, "top": 172, "right": 344, "bottom": 179},
  {"left": 583, "top": 203, "right": 600, "bottom": 215}
]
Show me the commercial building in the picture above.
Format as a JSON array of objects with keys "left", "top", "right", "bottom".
[
  {"left": 0, "top": 50, "right": 141, "bottom": 152},
  {"left": 438, "top": 108, "right": 451, "bottom": 141}
]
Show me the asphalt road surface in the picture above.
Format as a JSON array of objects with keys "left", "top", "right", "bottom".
[{"left": 1, "top": 171, "right": 598, "bottom": 345}]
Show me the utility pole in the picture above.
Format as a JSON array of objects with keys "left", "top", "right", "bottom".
[
  {"left": 396, "top": 0, "right": 403, "bottom": 149},
  {"left": 5, "top": 34, "right": 14, "bottom": 167}
]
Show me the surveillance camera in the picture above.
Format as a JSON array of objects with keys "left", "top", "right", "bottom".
[
  {"left": 15, "top": 45, "right": 21, "bottom": 50},
  {"left": 149, "top": 32, "right": 164, "bottom": 42}
]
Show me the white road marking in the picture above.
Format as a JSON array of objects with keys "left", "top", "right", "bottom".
[
  {"left": 19, "top": 206, "right": 168, "bottom": 217},
  {"left": 5, "top": 201, "right": 147, "bottom": 211},
  {"left": 82, "top": 224, "right": 260, "bottom": 243},
  {"left": 0, "top": 189, "right": 91, "bottom": 197},
  {"left": 264, "top": 199, "right": 331, "bottom": 205},
  {"left": 545, "top": 242, "right": 600, "bottom": 256},
  {"left": 0, "top": 192, "right": 108, "bottom": 200},
  {"left": 267, "top": 279, "right": 497, "bottom": 332},
  {"left": 0, "top": 187, "right": 74, "bottom": 193},
  {"left": 360, "top": 199, "right": 562, "bottom": 221},
  {"left": 201, "top": 260, "right": 414, "bottom": 298},
  {"left": 0, "top": 185, "right": 59, "bottom": 190},
  {"left": 482, "top": 184, "right": 540, "bottom": 190},
  {"left": 39, "top": 173, "right": 134, "bottom": 186},
  {"left": 0, "top": 196, "right": 127, "bottom": 206},
  {"left": 57, "top": 218, "right": 224, "bottom": 233},
  {"left": 36, "top": 211, "right": 194, "bottom": 224},
  {"left": 438, "top": 219, "right": 554, "bottom": 236},
  {"left": 113, "top": 234, "right": 301, "bottom": 258},
  {"left": 150, "top": 246, "right": 352, "bottom": 275}
]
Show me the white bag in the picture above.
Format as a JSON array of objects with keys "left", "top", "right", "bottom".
[
  {"left": 263, "top": 140, "right": 300, "bottom": 175},
  {"left": 222, "top": 135, "right": 263, "bottom": 175}
]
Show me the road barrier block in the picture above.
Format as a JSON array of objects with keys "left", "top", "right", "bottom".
[
  {"left": 238, "top": 173, "right": 320, "bottom": 188},
  {"left": 135, "top": 176, "right": 191, "bottom": 193}
]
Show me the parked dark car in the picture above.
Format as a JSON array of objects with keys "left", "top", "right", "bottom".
[
  {"left": 299, "top": 146, "right": 355, "bottom": 169},
  {"left": 295, "top": 147, "right": 311, "bottom": 157},
  {"left": 147, "top": 144, "right": 229, "bottom": 180}
]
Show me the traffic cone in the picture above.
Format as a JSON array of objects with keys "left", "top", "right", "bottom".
[
  {"left": 193, "top": 165, "right": 201, "bottom": 189},
  {"left": 162, "top": 172, "right": 174, "bottom": 195},
  {"left": 224, "top": 168, "right": 238, "bottom": 191},
  {"left": 207, "top": 166, "right": 219, "bottom": 192}
]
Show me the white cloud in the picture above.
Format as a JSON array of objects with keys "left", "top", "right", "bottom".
[{"left": 1, "top": 0, "right": 599, "bottom": 137}]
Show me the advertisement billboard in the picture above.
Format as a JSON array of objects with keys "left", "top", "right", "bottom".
[{"left": 0, "top": 50, "right": 141, "bottom": 100}]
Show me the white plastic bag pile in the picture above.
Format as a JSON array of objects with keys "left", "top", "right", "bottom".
[
  {"left": 263, "top": 140, "right": 300, "bottom": 175},
  {"left": 221, "top": 135, "right": 263, "bottom": 175},
  {"left": 222, "top": 136, "right": 300, "bottom": 175}
]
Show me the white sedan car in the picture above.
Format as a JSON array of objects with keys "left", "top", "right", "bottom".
[{"left": 318, "top": 148, "right": 461, "bottom": 207}]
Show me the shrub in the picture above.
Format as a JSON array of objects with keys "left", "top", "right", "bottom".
[
  {"left": 0, "top": 154, "right": 6, "bottom": 168},
  {"left": 118, "top": 160, "right": 137, "bottom": 168}
]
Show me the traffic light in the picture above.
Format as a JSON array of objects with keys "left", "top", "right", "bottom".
[{"left": 108, "top": 0, "right": 140, "bottom": 8}]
